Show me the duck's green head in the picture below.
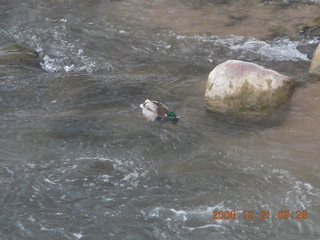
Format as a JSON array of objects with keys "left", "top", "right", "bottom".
[{"left": 166, "top": 112, "right": 179, "bottom": 123}]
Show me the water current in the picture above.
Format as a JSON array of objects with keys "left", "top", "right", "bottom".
[{"left": 0, "top": 0, "right": 320, "bottom": 239}]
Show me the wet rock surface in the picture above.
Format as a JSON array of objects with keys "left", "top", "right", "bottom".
[
  {"left": 309, "top": 43, "right": 320, "bottom": 78},
  {"left": 204, "top": 60, "right": 295, "bottom": 113},
  {"left": 0, "top": 43, "right": 40, "bottom": 76}
]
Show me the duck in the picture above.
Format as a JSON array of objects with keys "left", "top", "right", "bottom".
[{"left": 140, "top": 99, "right": 179, "bottom": 123}]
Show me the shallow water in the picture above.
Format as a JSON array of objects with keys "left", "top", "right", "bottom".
[{"left": 1, "top": 0, "right": 320, "bottom": 239}]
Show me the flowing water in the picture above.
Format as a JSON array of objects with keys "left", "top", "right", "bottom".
[{"left": 1, "top": 0, "right": 320, "bottom": 239}]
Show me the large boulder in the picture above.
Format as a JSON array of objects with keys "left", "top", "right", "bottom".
[
  {"left": 309, "top": 43, "right": 320, "bottom": 78},
  {"left": 204, "top": 60, "right": 295, "bottom": 113}
]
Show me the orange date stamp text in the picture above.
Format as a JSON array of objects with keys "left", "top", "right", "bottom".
[{"left": 212, "top": 210, "right": 308, "bottom": 220}]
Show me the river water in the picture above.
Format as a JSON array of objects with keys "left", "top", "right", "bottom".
[{"left": 1, "top": 0, "right": 320, "bottom": 239}]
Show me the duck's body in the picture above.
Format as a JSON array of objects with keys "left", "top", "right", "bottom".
[{"left": 140, "top": 99, "right": 178, "bottom": 123}]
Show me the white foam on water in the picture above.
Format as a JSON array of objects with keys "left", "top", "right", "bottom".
[
  {"left": 270, "top": 168, "right": 320, "bottom": 210},
  {"left": 183, "top": 223, "right": 225, "bottom": 231},
  {"left": 72, "top": 233, "right": 83, "bottom": 239},
  {"left": 40, "top": 55, "right": 64, "bottom": 73},
  {"left": 99, "top": 174, "right": 111, "bottom": 183},
  {"left": 39, "top": 50, "right": 99, "bottom": 73},
  {"left": 14, "top": 19, "right": 100, "bottom": 73},
  {"left": 229, "top": 37, "right": 309, "bottom": 61},
  {"left": 144, "top": 202, "right": 228, "bottom": 223},
  {"left": 176, "top": 34, "right": 310, "bottom": 61},
  {"left": 141, "top": 203, "right": 234, "bottom": 237},
  {"left": 169, "top": 209, "right": 188, "bottom": 222}
]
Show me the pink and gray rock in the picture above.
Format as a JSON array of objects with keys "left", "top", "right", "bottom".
[
  {"left": 309, "top": 43, "right": 320, "bottom": 78},
  {"left": 204, "top": 60, "right": 295, "bottom": 113}
]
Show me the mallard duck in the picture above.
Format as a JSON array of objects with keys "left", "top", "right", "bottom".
[{"left": 140, "top": 99, "right": 179, "bottom": 123}]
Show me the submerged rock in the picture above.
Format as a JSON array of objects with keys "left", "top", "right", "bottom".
[
  {"left": 0, "top": 43, "right": 40, "bottom": 70},
  {"left": 204, "top": 60, "right": 295, "bottom": 113},
  {"left": 309, "top": 43, "right": 320, "bottom": 78}
]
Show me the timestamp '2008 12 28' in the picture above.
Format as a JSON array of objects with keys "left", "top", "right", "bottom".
[{"left": 212, "top": 210, "right": 308, "bottom": 220}]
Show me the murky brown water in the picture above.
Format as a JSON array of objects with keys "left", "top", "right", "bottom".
[
  {"left": 111, "top": 0, "right": 320, "bottom": 39},
  {"left": 0, "top": 0, "right": 320, "bottom": 239}
]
